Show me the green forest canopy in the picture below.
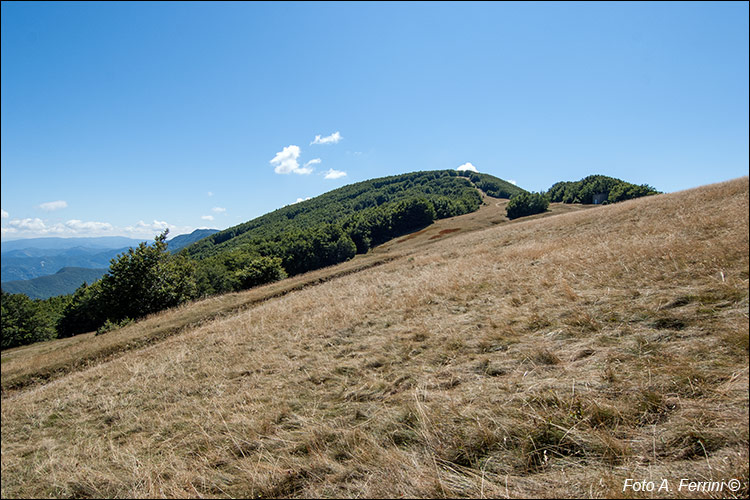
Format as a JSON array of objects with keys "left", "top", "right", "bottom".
[
  {"left": 546, "top": 174, "right": 659, "bottom": 204},
  {"left": 183, "top": 170, "right": 524, "bottom": 260}
]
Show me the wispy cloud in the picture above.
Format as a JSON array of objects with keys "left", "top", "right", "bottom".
[
  {"left": 129, "top": 220, "right": 170, "bottom": 231},
  {"left": 2, "top": 216, "right": 198, "bottom": 239},
  {"left": 9, "top": 218, "right": 47, "bottom": 231},
  {"left": 39, "top": 200, "right": 68, "bottom": 211},
  {"left": 65, "top": 219, "right": 114, "bottom": 233},
  {"left": 304, "top": 158, "right": 322, "bottom": 167},
  {"left": 201, "top": 215, "right": 215, "bottom": 221},
  {"left": 1, "top": 208, "right": 8, "bottom": 219},
  {"left": 211, "top": 207, "right": 226, "bottom": 213},
  {"left": 457, "top": 162, "right": 479, "bottom": 173},
  {"left": 293, "top": 197, "right": 312, "bottom": 204},
  {"left": 270, "top": 145, "right": 312, "bottom": 175},
  {"left": 207, "top": 191, "right": 214, "bottom": 197},
  {"left": 310, "top": 131, "right": 342, "bottom": 145},
  {"left": 323, "top": 168, "right": 347, "bottom": 180}
]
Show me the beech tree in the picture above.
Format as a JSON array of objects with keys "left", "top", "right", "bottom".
[{"left": 98, "top": 230, "right": 197, "bottom": 322}]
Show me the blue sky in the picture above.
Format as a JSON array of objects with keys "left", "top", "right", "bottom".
[{"left": 2, "top": 1, "right": 748, "bottom": 240}]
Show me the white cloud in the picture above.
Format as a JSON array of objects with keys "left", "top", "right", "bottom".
[
  {"left": 140, "top": 220, "right": 169, "bottom": 230},
  {"left": 207, "top": 191, "right": 214, "bottom": 197},
  {"left": 323, "top": 168, "right": 347, "bottom": 180},
  {"left": 122, "top": 220, "right": 170, "bottom": 233},
  {"left": 310, "top": 131, "right": 342, "bottom": 145},
  {"left": 457, "top": 162, "right": 479, "bottom": 173},
  {"left": 1, "top": 208, "right": 8, "bottom": 219},
  {"left": 294, "top": 165, "right": 314, "bottom": 175},
  {"left": 9, "top": 218, "right": 47, "bottom": 231},
  {"left": 270, "top": 145, "right": 312, "bottom": 175},
  {"left": 1, "top": 216, "right": 200, "bottom": 239},
  {"left": 293, "top": 197, "right": 312, "bottom": 204},
  {"left": 211, "top": 207, "right": 226, "bottom": 213},
  {"left": 201, "top": 215, "right": 215, "bottom": 221},
  {"left": 508, "top": 179, "right": 517, "bottom": 186},
  {"left": 304, "top": 158, "right": 322, "bottom": 168},
  {"left": 39, "top": 200, "right": 68, "bottom": 211},
  {"left": 65, "top": 219, "right": 114, "bottom": 233}
]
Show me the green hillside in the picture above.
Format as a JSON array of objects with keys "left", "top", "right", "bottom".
[
  {"left": 1, "top": 267, "right": 108, "bottom": 300},
  {"left": 184, "top": 169, "right": 524, "bottom": 262}
]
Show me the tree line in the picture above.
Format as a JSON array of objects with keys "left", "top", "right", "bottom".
[{"left": 503, "top": 174, "right": 660, "bottom": 219}]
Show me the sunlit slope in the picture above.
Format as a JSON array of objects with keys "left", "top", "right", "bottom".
[{"left": 1, "top": 177, "right": 747, "bottom": 498}]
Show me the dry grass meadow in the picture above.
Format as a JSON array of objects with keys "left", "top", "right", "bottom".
[{"left": 1, "top": 178, "right": 748, "bottom": 498}]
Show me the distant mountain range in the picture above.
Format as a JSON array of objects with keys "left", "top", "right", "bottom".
[
  {"left": 1, "top": 229, "right": 219, "bottom": 296},
  {"left": 1, "top": 246, "right": 133, "bottom": 282},
  {"left": 1, "top": 267, "right": 109, "bottom": 299},
  {"left": 0, "top": 236, "right": 147, "bottom": 253}
]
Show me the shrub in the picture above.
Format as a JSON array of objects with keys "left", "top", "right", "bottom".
[
  {"left": 95, "top": 317, "right": 134, "bottom": 336},
  {"left": 506, "top": 192, "right": 549, "bottom": 219},
  {"left": 230, "top": 256, "right": 287, "bottom": 291}
]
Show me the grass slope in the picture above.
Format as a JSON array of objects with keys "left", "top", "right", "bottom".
[{"left": 1, "top": 177, "right": 747, "bottom": 498}]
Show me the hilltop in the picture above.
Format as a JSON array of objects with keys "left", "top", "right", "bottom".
[
  {"left": 182, "top": 169, "right": 523, "bottom": 260},
  {"left": 1, "top": 177, "right": 746, "bottom": 498}
]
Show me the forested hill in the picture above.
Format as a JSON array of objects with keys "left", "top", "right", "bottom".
[
  {"left": 182, "top": 170, "right": 524, "bottom": 262},
  {"left": 1, "top": 267, "right": 108, "bottom": 300}
]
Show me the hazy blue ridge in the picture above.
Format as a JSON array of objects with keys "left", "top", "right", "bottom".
[
  {"left": 0, "top": 236, "right": 147, "bottom": 253},
  {"left": 1, "top": 230, "right": 219, "bottom": 282},
  {"left": 1, "top": 267, "right": 108, "bottom": 299},
  {"left": 0, "top": 247, "right": 132, "bottom": 282}
]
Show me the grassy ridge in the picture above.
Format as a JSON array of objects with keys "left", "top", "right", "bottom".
[{"left": 1, "top": 177, "right": 747, "bottom": 498}]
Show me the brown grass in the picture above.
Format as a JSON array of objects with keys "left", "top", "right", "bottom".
[{"left": 2, "top": 177, "right": 748, "bottom": 498}]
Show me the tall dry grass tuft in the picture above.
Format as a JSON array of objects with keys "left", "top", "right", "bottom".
[{"left": 2, "top": 177, "right": 748, "bottom": 498}]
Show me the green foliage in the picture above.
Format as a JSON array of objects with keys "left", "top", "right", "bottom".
[
  {"left": 57, "top": 281, "right": 107, "bottom": 337},
  {"left": 1, "top": 291, "right": 68, "bottom": 349},
  {"left": 457, "top": 171, "right": 526, "bottom": 198},
  {"left": 58, "top": 231, "right": 198, "bottom": 336},
  {"left": 506, "top": 192, "right": 550, "bottom": 219},
  {"left": 184, "top": 170, "right": 509, "bottom": 294},
  {"left": 183, "top": 170, "right": 494, "bottom": 260},
  {"left": 607, "top": 182, "right": 659, "bottom": 203},
  {"left": 231, "top": 256, "right": 287, "bottom": 291},
  {"left": 196, "top": 254, "right": 287, "bottom": 295},
  {"left": 546, "top": 175, "right": 659, "bottom": 204},
  {"left": 97, "top": 230, "right": 197, "bottom": 323}
]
